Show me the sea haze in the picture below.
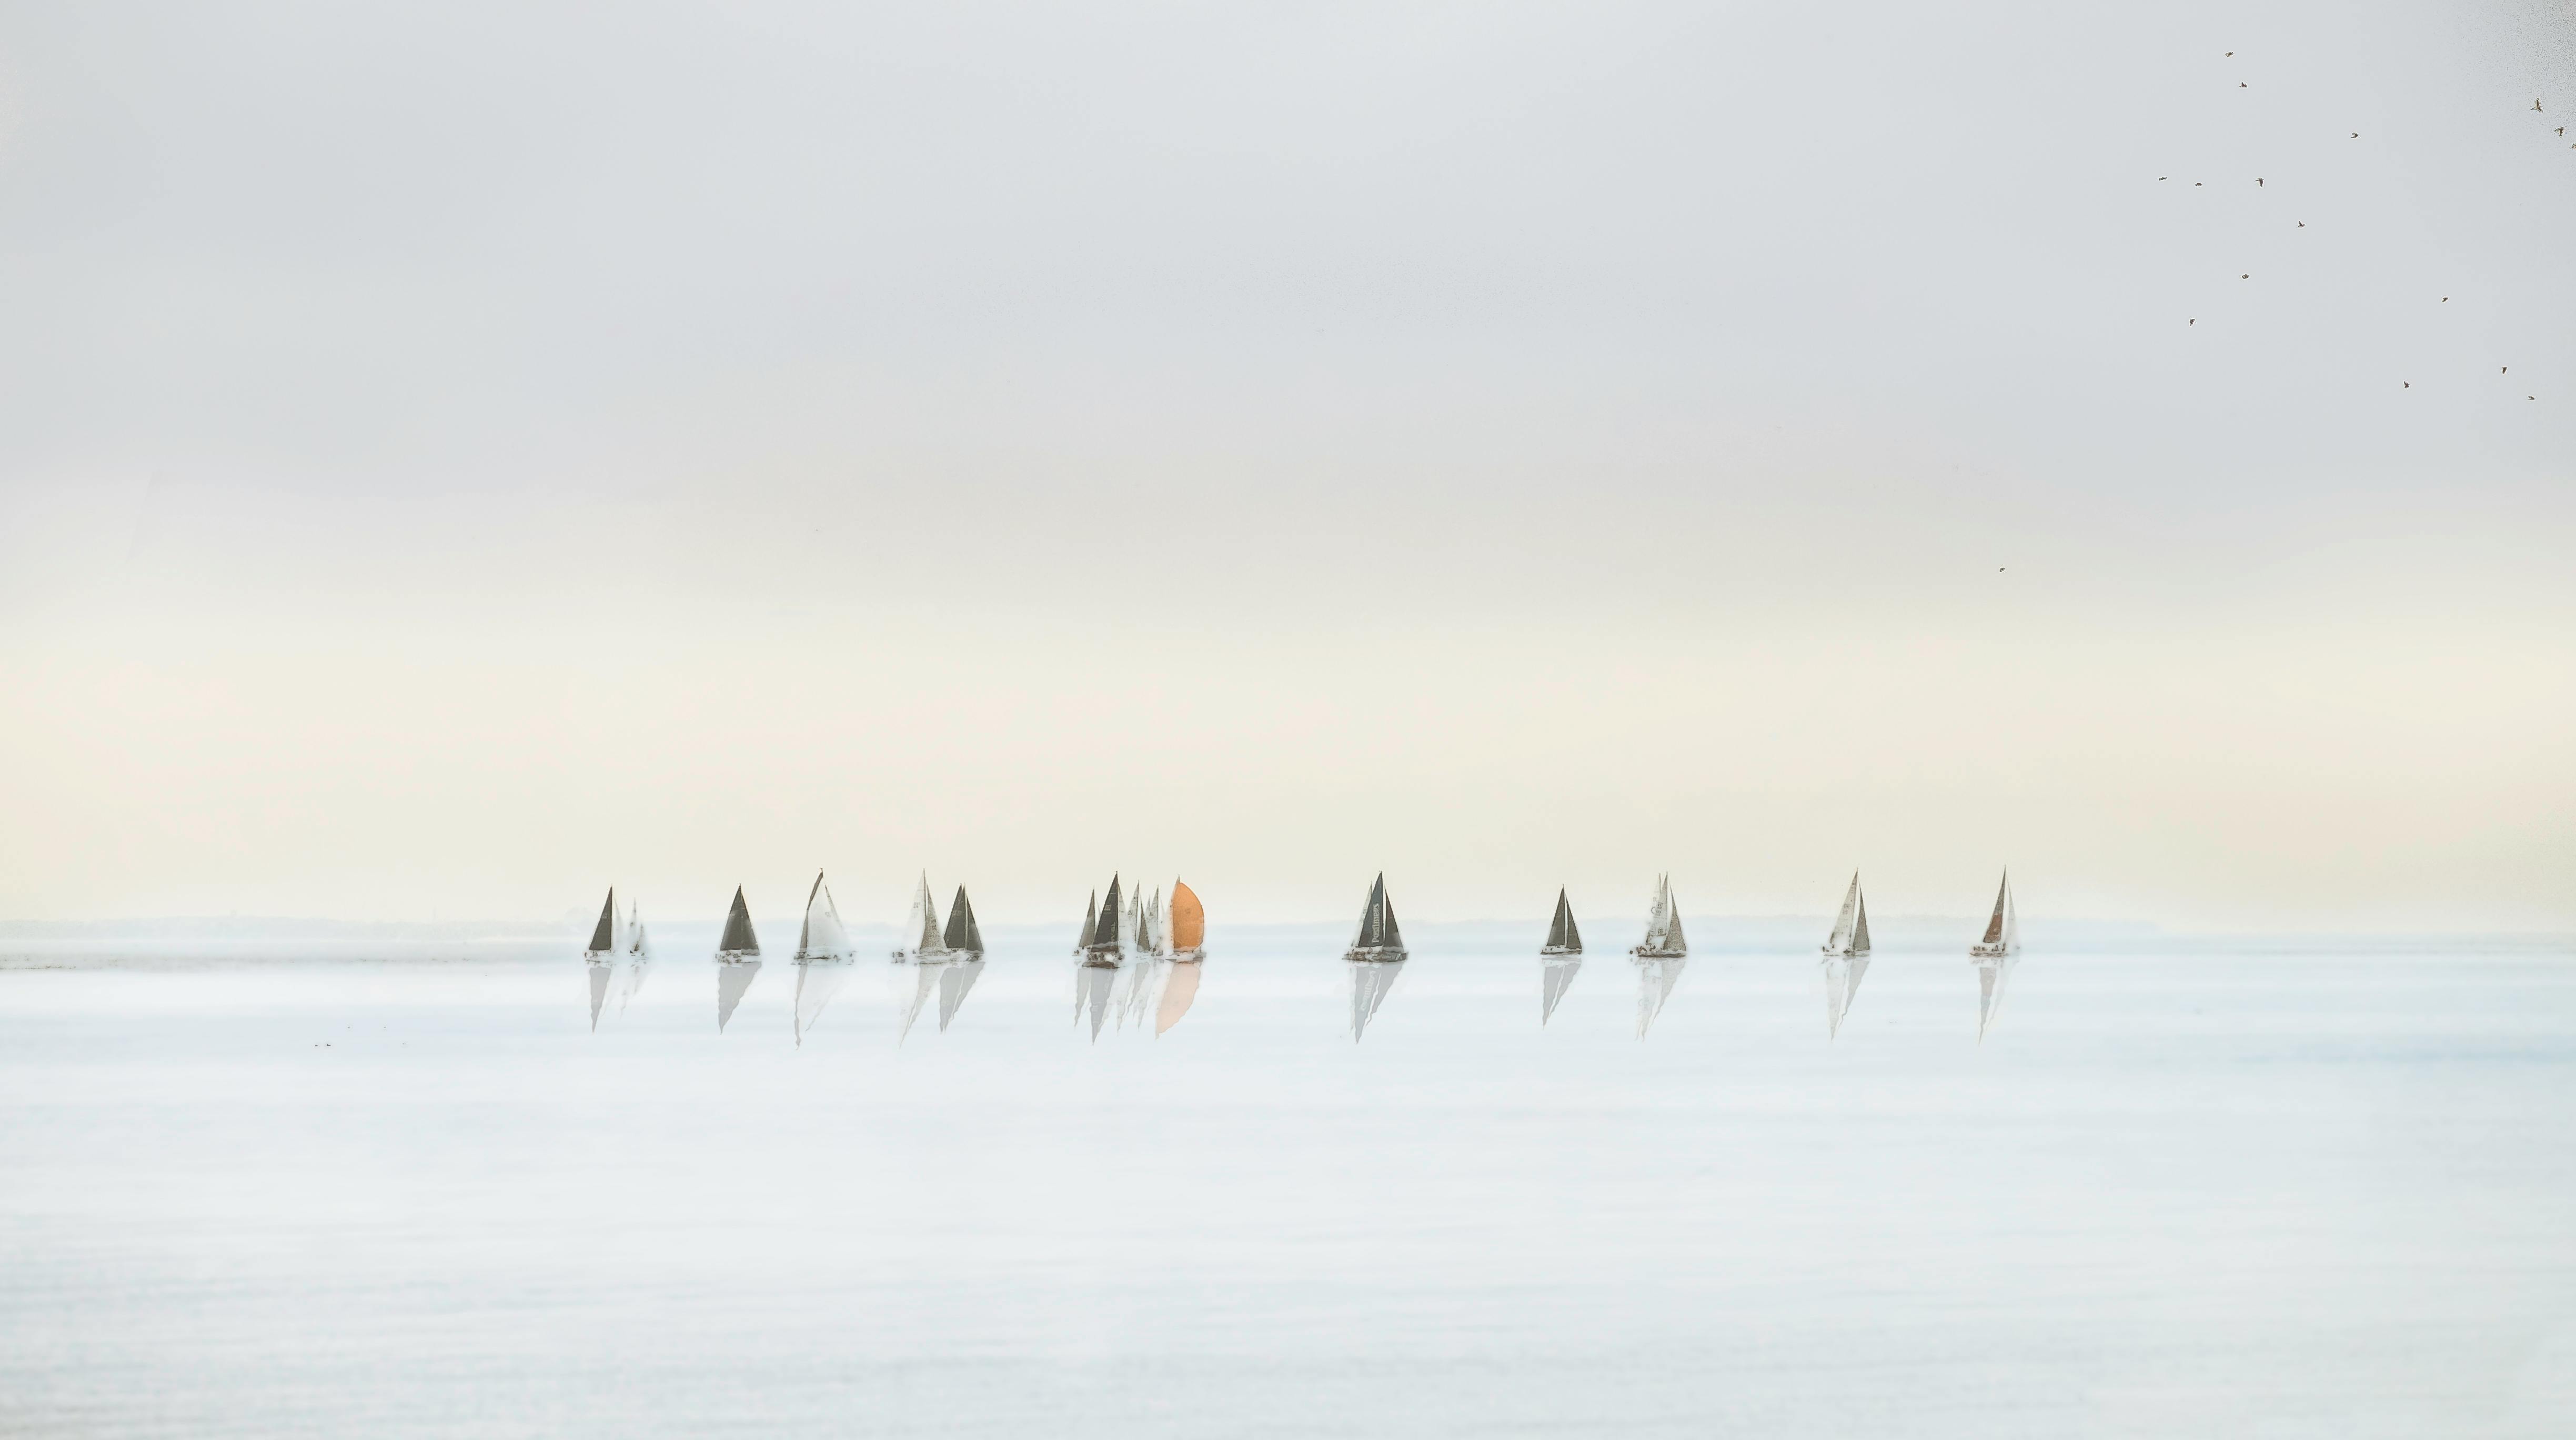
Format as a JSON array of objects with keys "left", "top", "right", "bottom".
[{"left": 3, "top": 928, "right": 2572, "bottom": 1438}]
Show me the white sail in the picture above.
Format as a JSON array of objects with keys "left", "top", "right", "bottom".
[
  {"left": 1824, "top": 873, "right": 1860, "bottom": 954},
  {"left": 1970, "top": 869, "right": 2019, "bottom": 957},
  {"left": 897, "top": 873, "right": 948, "bottom": 961},
  {"left": 796, "top": 872, "right": 854, "bottom": 962},
  {"left": 1633, "top": 875, "right": 1686, "bottom": 957},
  {"left": 1541, "top": 956, "right": 1583, "bottom": 1024}
]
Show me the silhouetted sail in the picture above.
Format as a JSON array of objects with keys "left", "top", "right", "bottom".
[
  {"left": 1077, "top": 963, "right": 1117, "bottom": 1039},
  {"left": 716, "top": 959, "right": 761, "bottom": 1031},
  {"left": 585, "top": 888, "right": 618, "bottom": 958},
  {"left": 941, "top": 886, "right": 983, "bottom": 956},
  {"left": 1970, "top": 870, "right": 2019, "bottom": 956},
  {"left": 1155, "top": 957, "right": 1201, "bottom": 1035},
  {"left": 1169, "top": 879, "right": 1205, "bottom": 956},
  {"left": 586, "top": 959, "right": 612, "bottom": 1031},
  {"left": 1542, "top": 889, "right": 1582, "bottom": 955},
  {"left": 1635, "top": 956, "right": 1686, "bottom": 1036},
  {"left": 1075, "top": 892, "right": 1099, "bottom": 961},
  {"left": 717, "top": 888, "right": 760, "bottom": 957},
  {"left": 1632, "top": 875, "right": 1686, "bottom": 957},
  {"left": 937, "top": 958, "right": 985, "bottom": 1031},
  {"left": 1348, "top": 958, "right": 1404, "bottom": 1040},
  {"left": 1541, "top": 956, "right": 1582, "bottom": 1024},
  {"left": 1091, "top": 876, "right": 1125, "bottom": 955},
  {"left": 1345, "top": 874, "right": 1406, "bottom": 961}
]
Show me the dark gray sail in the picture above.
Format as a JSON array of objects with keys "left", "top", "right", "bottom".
[
  {"left": 1356, "top": 874, "right": 1402, "bottom": 951},
  {"left": 718, "top": 886, "right": 760, "bottom": 956},
  {"left": 1093, "top": 876, "right": 1124, "bottom": 950},
  {"left": 1544, "top": 889, "right": 1582, "bottom": 953},
  {"left": 1852, "top": 892, "right": 1871, "bottom": 954},
  {"left": 586, "top": 888, "right": 616, "bottom": 955},
  {"left": 1980, "top": 872, "right": 2009, "bottom": 946},
  {"left": 942, "top": 886, "right": 983, "bottom": 954}
]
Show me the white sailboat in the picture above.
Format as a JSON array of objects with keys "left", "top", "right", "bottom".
[
  {"left": 1969, "top": 869, "right": 2021, "bottom": 1041},
  {"left": 712, "top": 886, "right": 762, "bottom": 1033},
  {"left": 1539, "top": 888, "right": 1583, "bottom": 1025},
  {"left": 892, "top": 873, "right": 951, "bottom": 964},
  {"left": 790, "top": 871, "right": 856, "bottom": 1046},
  {"left": 1820, "top": 871, "right": 1872, "bottom": 1039},
  {"left": 1631, "top": 875, "right": 1687, "bottom": 958}
]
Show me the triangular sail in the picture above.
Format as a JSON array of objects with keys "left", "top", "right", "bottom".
[
  {"left": 586, "top": 889, "right": 617, "bottom": 956},
  {"left": 1094, "top": 876, "right": 1124, "bottom": 951},
  {"left": 1826, "top": 873, "right": 1860, "bottom": 952},
  {"left": 941, "top": 887, "right": 982, "bottom": 954},
  {"left": 915, "top": 873, "right": 945, "bottom": 954},
  {"left": 1545, "top": 889, "right": 1582, "bottom": 952},
  {"left": 1852, "top": 892, "right": 1871, "bottom": 954},
  {"left": 718, "top": 888, "right": 760, "bottom": 956},
  {"left": 1981, "top": 872, "right": 2010, "bottom": 946},
  {"left": 1351, "top": 874, "right": 1403, "bottom": 952},
  {"left": 797, "top": 872, "right": 851, "bottom": 959},
  {"left": 1078, "top": 892, "right": 1098, "bottom": 955},
  {"left": 1170, "top": 881, "right": 1204, "bottom": 953}
]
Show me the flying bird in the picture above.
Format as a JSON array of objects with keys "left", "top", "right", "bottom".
[
  {"left": 2298, "top": 221, "right": 2306, "bottom": 228},
  {"left": 2240, "top": 83, "right": 2248, "bottom": 88},
  {"left": 2502, "top": 367, "right": 2508, "bottom": 374},
  {"left": 2256, "top": 178, "right": 2265, "bottom": 186},
  {"left": 2536, "top": 100, "right": 2545, "bottom": 113},
  {"left": 2242, "top": 274, "right": 2250, "bottom": 278},
  {"left": 2189, "top": 318, "right": 2196, "bottom": 326},
  {"left": 2352, "top": 132, "right": 2360, "bottom": 138},
  {"left": 2403, "top": 382, "right": 2411, "bottom": 388}
]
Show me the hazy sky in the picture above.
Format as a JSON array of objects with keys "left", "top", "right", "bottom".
[{"left": 3, "top": 1, "right": 2572, "bottom": 931}]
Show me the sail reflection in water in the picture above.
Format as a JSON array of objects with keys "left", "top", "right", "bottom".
[
  {"left": 1074, "top": 878, "right": 1124, "bottom": 1042},
  {"left": 1633, "top": 957, "right": 1686, "bottom": 1037},
  {"left": 712, "top": 886, "right": 762, "bottom": 1033},
  {"left": 1538, "top": 887, "right": 1582, "bottom": 1024},
  {"left": 936, "top": 959, "right": 984, "bottom": 1032},
  {"left": 1969, "top": 868, "right": 2021, "bottom": 1041},
  {"left": 610, "top": 900, "right": 650, "bottom": 1015},
  {"left": 1347, "top": 959, "right": 1405, "bottom": 1041},
  {"left": 580, "top": 887, "right": 621, "bottom": 1031}
]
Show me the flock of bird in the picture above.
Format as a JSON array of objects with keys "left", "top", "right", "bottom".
[{"left": 2168, "top": 49, "right": 2553, "bottom": 402}]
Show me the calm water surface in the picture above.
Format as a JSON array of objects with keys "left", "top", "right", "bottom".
[{"left": 3, "top": 925, "right": 2572, "bottom": 1438}]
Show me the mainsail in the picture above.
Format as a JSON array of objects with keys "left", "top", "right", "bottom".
[
  {"left": 1542, "top": 888, "right": 1582, "bottom": 954},
  {"left": 1092, "top": 876, "right": 1125, "bottom": 954},
  {"left": 584, "top": 888, "right": 618, "bottom": 958},
  {"left": 1075, "top": 891, "right": 1099, "bottom": 960},
  {"left": 717, "top": 887, "right": 760, "bottom": 957},
  {"left": 1970, "top": 870, "right": 2019, "bottom": 956},
  {"left": 941, "top": 886, "right": 984, "bottom": 956},
  {"left": 898, "top": 872, "right": 948, "bottom": 961},
  {"left": 1169, "top": 879, "right": 1205, "bottom": 956},
  {"left": 1345, "top": 874, "right": 1405, "bottom": 959},
  {"left": 792, "top": 872, "right": 856, "bottom": 1045}
]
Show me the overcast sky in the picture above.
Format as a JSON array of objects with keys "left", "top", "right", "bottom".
[{"left": 3, "top": 1, "right": 2572, "bottom": 930}]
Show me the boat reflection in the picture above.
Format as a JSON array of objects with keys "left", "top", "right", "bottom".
[
  {"left": 1633, "top": 956, "right": 1685, "bottom": 1037},
  {"left": 586, "top": 961, "right": 612, "bottom": 1032},
  {"left": 893, "top": 961, "right": 940, "bottom": 1042},
  {"left": 712, "top": 886, "right": 762, "bottom": 1033},
  {"left": 1821, "top": 955, "right": 1869, "bottom": 1038},
  {"left": 1075, "top": 962, "right": 1118, "bottom": 1041},
  {"left": 1541, "top": 956, "right": 1582, "bottom": 1024},
  {"left": 937, "top": 958, "right": 985, "bottom": 1032},
  {"left": 1347, "top": 959, "right": 1404, "bottom": 1041},
  {"left": 1155, "top": 959, "right": 1201, "bottom": 1035}
]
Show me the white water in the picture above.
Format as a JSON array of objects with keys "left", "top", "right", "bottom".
[{"left": 3, "top": 925, "right": 2572, "bottom": 1437}]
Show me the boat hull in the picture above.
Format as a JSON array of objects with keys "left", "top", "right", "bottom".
[
  {"left": 1539, "top": 945, "right": 1582, "bottom": 957},
  {"left": 1630, "top": 946, "right": 1686, "bottom": 959},
  {"left": 1968, "top": 943, "right": 2015, "bottom": 957},
  {"left": 1344, "top": 947, "right": 1407, "bottom": 964},
  {"left": 1820, "top": 945, "right": 1871, "bottom": 958}
]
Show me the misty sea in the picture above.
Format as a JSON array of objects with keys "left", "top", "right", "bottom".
[{"left": 3, "top": 923, "right": 2572, "bottom": 1438}]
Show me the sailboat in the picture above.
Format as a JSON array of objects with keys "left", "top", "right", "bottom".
[
  {"left": 1168, "top": 879, "right": 1205, "bottom": 962},
  {"left": 712, "top": 886, "right": 762, "bottom": 1033},
  {"left": 1631, "top": 875, "right": 1687, "bottom": 958},
  {"left": 1155, "top": 878, "right": 1206, "bottom": 1035},
  {"left": 1539, "top": 888, "right": 1582, "bottom": 1025},
  {"left": 1970, "top": 868, "right": 2021, "bottom": 1041},
  {"left": 1344, "top": 873, "right": 1406, "bottom": 963},
  {"left": 1819, "top": 871, "right": 1872, "bottom": 1039},
  {"left": 892, "top": 873, "right": 951, "bottom": 963},
  {"left": 1074, "top": 878, "right": 1123, "bottom": 1042},
  {"left": 582, "top": 887, "right": 619, "bottom": 1031},
  {"left": 790, "top": 871, "right": 856, "bottom": 1046},
  {"left": 933, "top": 885, "right": 987, "bottom": 1032}
]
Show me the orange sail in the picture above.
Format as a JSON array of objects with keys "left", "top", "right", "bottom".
[{"left": 1170, "top": 880, "right": 1205, "bottom": 953}]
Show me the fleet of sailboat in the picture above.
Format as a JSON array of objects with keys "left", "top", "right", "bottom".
[{"left": 581, "top": 869, "right": 2033, "bottom": 1041}]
